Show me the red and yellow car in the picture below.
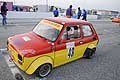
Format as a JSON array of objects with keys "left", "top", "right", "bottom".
[{"left": 7, "top": 17, "right": 99, "bottom": 77}]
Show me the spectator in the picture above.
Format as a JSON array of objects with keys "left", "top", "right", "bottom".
[
  {"left": 53, "top": 8, "right": 59, "bottom": 17},
  {"left": 66, "top": 5, "right": 73, "bottom": 18},
  {"left": 77, "top": 7, "right": 82, "bottom": 19},
  {"left": 82, "top": 9, "right": 87, "bottom": 21},
  {"left": 1, "top": 2, "right": 8, "bottom": 25}
]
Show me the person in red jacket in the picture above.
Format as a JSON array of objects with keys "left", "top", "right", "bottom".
[{"left": 1, "top": 2, "right": 8, "bottom": 25}]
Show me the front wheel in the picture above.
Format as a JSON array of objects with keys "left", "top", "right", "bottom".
[
  {"left": 36, "top": 63, "right": 52, "bottom": 78},
  {"left": 84, "top": 48, "right": 96, "bottom": 59}
]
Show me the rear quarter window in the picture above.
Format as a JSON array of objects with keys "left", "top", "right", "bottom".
[{"left": 82, "top": 25, "right": 93, "bottom": 37}]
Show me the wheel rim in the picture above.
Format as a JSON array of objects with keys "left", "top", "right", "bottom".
[{"left": 39, "top": 64, "right": 51, "bottom": 77}]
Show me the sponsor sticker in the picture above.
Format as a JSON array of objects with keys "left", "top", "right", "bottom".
[{"left": 22, "top": 36, "right": 31, "bottom": 42}]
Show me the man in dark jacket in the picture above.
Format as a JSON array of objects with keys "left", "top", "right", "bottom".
[
  {"left": 66, "top": 5, "right": 73, "bottom": 18},
  {"left": 53, "top": 8, "right": 59, "bottom": 17},
  {"left": 1, "top": 2, "right": 8, "bottom": 25},
  {"left": 77, "top": 7, "right": 81, "bottom": 19},
  {"left": 82, "top": 9, "right": 87, "bottom": 21}
]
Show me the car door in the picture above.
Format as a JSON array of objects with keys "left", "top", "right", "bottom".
[
  {"left": 80, "top": 24, "right": 98, "bottom": 52},
  {"left": 54, "top": 25, "right": 84, "bottom": 67}
]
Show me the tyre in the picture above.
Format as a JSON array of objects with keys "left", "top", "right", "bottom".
[
  {"left": 84, "top": 48, "right": 96, "bottom": 59},
  {"left": 36, "top": 63, "right": 52, "bottom": 78}
]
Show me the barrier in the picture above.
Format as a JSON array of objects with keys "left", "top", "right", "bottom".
[
  {"left": 0, "top": 11, "right": 53, "bottom": 19},
  {"left": 0, "top": 11, "right": 98, "bottom": 19}
]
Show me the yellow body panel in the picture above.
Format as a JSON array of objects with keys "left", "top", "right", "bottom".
[
  {"left": 54, "top": 40, "right": 98, "bottom": 67},
  {"left": 26, "top": 56, "right": 53, "bottom": 74}
]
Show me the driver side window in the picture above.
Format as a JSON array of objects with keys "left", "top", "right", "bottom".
[{"left": 61, "top": 26, "right": 80, "bottom": 40}]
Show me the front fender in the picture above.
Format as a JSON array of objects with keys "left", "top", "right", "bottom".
[{"left": 25, "top": 56, "right": 53, "bottom": 74}]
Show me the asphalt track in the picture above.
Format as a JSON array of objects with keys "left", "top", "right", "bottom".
[{"left": 0, "top": 19, "right": 120, "bottom": 80}]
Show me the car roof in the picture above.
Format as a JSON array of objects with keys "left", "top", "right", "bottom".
[{"left": 45, "top": 17, "right": 90, "bottom": 25}]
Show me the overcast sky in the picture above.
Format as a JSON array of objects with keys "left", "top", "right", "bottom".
[{"left": 1, "top": 0, "right": 120, "bottom": 11}]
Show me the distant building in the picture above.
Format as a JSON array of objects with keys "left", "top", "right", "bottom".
[
  {"left": 90, "top": 9, "right": 120, "bottom": 19},
  {"left": 110, "top": 11, "right": 119, "bottom": 16},
  {"left": 13, "top": 5, "right": 32, "bottom": 12},
  {"left": 33, "top": 5, "right": 48, "bottom": 12},
  {"left": 0, "top": 1, "right": 13, "bottom": 11},
  {"left": 91, "top": 9, "right": 119, "bottom": 16},
  {"left": 0, "top": 1, "right": 32, "bottom": 12}
]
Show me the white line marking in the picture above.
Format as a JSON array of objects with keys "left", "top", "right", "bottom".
[
  {"left": 0, "top": 48, "right": 7, "bottom": 53},
  {"left": 2, "top": 51, "right": 25, "bottom": 80},
  {"left": 4, "top": 55, "right": 15, "bottom": 67}
]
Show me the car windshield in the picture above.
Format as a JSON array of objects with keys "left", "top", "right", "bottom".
[{"left": 33, "top": 20, "right": 63, "bottom": 41}]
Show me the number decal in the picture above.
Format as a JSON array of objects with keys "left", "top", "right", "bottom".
[
  {"left": 66, "top": 42, "right": 75, "bottom": 58},
  {"left": 68, "top": 47, "right": 74, "bottom": 58}
]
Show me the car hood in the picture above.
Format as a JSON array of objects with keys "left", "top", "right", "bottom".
[{"left": 8, "top": 32, "right": 52, "bottom": 57}]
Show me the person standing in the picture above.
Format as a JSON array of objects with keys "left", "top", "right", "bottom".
[
  {"left": 66, "top": 5, "right": 73, "bottom": 18},
  {"left": 77, "top": 7, "right": 82, "bottom": 19},
  {"left": 53, "top": 8, "right": 59, "bottom": 17},
  {"left": 1, "top": 2, "right": 8, "bottom": 25},
  {"left": 82, "top": 9, "right": 87, "bottom": 21}
]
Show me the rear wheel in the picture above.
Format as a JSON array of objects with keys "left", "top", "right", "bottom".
[
  {"left": 84, "top": 48, "right": 96, "bottom": 59},
  {"left": 36, "top": 63, "right": 52, "bottom": 78}
]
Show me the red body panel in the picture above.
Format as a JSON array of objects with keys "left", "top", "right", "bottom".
[
  {"left": 9, "top": 32, "right": 52, "bottom": 57},
  {"left": 45, "top": 17, "right": 90, "bottom": 26}
]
